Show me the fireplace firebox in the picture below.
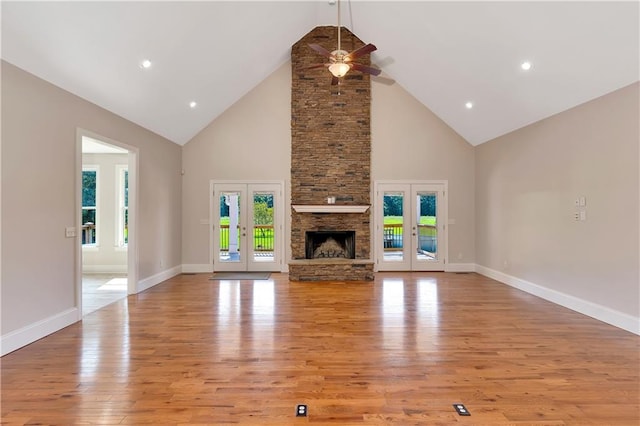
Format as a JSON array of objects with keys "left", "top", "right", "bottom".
[{"left": 305, "top": 231, "right": 356, "bottom": 259}]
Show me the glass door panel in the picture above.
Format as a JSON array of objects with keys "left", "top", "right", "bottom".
[
  {"left": 415, "top": 192, "right": 437, "bottom": 262},
  {"left": 383, "top": 192, "right": 405, "bottom": 262},
  {"left": 411, "top": 184, "right": 445, "bottom": 271},
  {"left": 249, "top": 187, "right": 277, "bottom": 269},
  {"left": 219, "top": 191, "right": 242, "bottom": 264},
  {"left": 213, "top": 184, "right": 247, "bottom": 271},
  {"left": 377, "top": 184, "right": 411, "bottom": 270}
]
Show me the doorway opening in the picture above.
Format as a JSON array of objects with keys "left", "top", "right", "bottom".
[{"left": 78, "top": 131, "right": 138, "bottom": 316}]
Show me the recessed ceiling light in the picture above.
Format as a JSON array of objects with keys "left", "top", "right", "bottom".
[
  {"left": 140, "top": 59, "right": 152, "bottom": 69},
  {"left": 465, "top": 101, "right": 473, "bottom": 109},
  {"left": 521, "top": 61, "right": 532, "bottom": 71},
  {"left": 189, "top": 101, "right": 197, "bottom": 109}
]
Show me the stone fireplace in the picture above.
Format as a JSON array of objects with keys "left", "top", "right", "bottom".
[{"left": 288, "top": 26, "right": 374, "bottom": 281}]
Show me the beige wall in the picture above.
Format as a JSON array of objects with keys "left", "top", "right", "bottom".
[
  {"left": 1, "top": 61, "right": 182, "bottom": 339},
  {"left": 371, "top": 79, "right": 476, "bottom": 264},
  {"left": 475, "top": 82, "right": 639, "bottom": 319},
  {"left": 181, "top": 63, "right": 476, "bottom": 268},
  {"left": 181, "top": 62, "right": 292, "bottom": 268}
]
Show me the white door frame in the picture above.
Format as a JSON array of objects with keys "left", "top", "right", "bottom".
[
  {"left": 76, "top": 129, "right": 139, "bottom": 320},
  {"left": 210, "top": 180, "right": 285, "bottom": 272},
  {"left": 374, "top": 180, "right": 448, "bottom": 271}
]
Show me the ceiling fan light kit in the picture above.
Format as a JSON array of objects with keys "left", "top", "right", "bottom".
[{"left": 328, "top": 61, "right": 351, "bottom": 78}]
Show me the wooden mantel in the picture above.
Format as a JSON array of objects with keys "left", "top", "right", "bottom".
[{"left": 291, "top": 205, "right": 370, "bottom": 214}]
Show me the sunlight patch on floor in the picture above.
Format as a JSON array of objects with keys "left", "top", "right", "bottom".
[{"left": 99, "top": 278, "right": 127, "bottom": 291}]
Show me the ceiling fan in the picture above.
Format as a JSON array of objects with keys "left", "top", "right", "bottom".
[{"left": 305, "top": 0, "right": 381, "bottom": 85}]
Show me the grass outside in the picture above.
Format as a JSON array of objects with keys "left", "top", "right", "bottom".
[
  {"left": 384, "top": 216, "right": 435, "bottom": 225},
  {"left": 384, "top": 216, "right": 436, "bottom": 237}
]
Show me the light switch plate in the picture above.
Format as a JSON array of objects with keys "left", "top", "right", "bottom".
[{"left": 65, "top": 227, "right": 76, "bottom": 238}]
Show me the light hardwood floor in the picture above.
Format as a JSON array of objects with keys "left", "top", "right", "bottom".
[
  {"left": 1, "top": 272, "right": 638, "bottom": 425},
  {"left": 82, "top": 273, "right": 128, "bottom": 316}
]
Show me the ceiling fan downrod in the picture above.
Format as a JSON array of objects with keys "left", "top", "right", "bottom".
[{"left": 336, "top": 0, "right": 342, "bottom": 52}]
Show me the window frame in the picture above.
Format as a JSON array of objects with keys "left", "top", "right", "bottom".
[
  {"left": 81, "top": 165, "right": 100, "bottom": 248},
  {"left": 115, "top": 165, "right": 129, "bottom": 248}
]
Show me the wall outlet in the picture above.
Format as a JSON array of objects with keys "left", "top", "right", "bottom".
[
  {"left": 296, "top": 405, "right": 308, "bottom": 417},
  {"left": 65, "top": 227, "right": 76, "bottom": 238},
  {"left": 453, "top": 403, "right": 471, "bottom": 416}
]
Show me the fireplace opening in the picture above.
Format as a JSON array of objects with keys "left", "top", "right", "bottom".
[{"left": 305, "top": 231, "right": 356, "bottom": 259}]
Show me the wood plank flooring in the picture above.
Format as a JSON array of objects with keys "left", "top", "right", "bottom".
[
  {"left": 2, "top": 272, "right": 638, "bottom": 425},
  {"left": 82, "top": 273, "right": 128, "bottom": 316}
]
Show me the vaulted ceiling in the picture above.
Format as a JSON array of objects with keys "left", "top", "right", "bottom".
[{"left": 2, "top": 1, "right": 638, "bottom": 146}]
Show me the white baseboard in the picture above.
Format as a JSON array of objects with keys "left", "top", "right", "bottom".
[
  {"left": 445, "top": 263, "right": 476, "bottom": 273},
  {"left": 137, "top": 265, "right": 182, "bottom": 292},
  {"left": 1, "top": 308, "right": 79, "bottom": 356},
  {"left": 82, "top": 264, "right": 128, "bottom": 274},
  {"left": 182, "top": 264, "right": 288, "bottom": 273},
  {"left": 182, "top": 264, "right": 213, "bottom": 273},
  {"left": 475, "top": 264, "right": 640, "bottom": 335}
]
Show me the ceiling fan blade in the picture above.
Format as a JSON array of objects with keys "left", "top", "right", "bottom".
[
  {"left": 346, "top": 43, "right": 377, "bottom": 60},
  {"left": 351, "top": 63, "right": 382, "bottom": 76},
  {"left": 331, "top": 76, "right": 340, "bottom": 86},
  {"left": 308, "top": 43, "right": 334, "bottom": 59},
  {"left": 372, "top": 75, "right": 396, "bottom": 86}
]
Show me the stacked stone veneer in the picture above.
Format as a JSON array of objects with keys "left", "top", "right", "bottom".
[{"left": 289, "top": 26, "right": 374, "bottom": 281}]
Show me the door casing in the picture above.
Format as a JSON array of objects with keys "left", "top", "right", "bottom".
[
  {"left": 374, "top": 180, "right": 448, "bottom": 271},
  {"left": 210, "top": 180, "right": 284, "bottom": 272}
]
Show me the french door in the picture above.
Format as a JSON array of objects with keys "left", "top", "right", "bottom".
[
  {"left": 375, "top": 181, "right": 447, "bottom": 271},
  {"left": 211, "top": 182, "right": 283, "bottom": 272}
]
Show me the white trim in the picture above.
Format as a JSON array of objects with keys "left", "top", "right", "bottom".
[
  {"left": 475, "top": 264, "right": 640, "bottom": 335},
  {"left": 374, "top": 180, "right": 448, "bottom": 271},
  {"left": 137, "top": 265, "right": 182, "bottom": 293},
  {"left": 292, "top": 205, "right": 370, "bottom": 213},
  {"left": 77, "top": 128, "right": 139, "bottom": 305},
  {"left": 182, "top": 264, "right": 213, "bottom": 273},
  {"left": 126, "top": 148, "right": 139, "bottom": 295},
  {"left": 1, "top": 308, "right": 79, "bottom": 356},
  {"left": 210, "top": 180, "right": 286, "bottom": 273},
  {"left": 444, "top": 263, "right": 476, "bottom": 273}
]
